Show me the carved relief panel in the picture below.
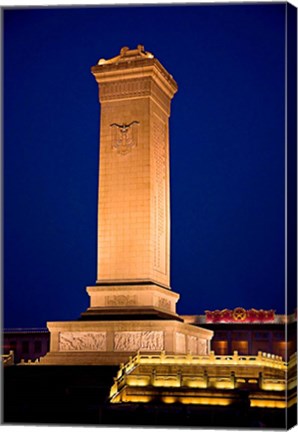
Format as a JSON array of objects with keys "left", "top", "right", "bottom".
[
  {"left": 187, "top": 335, "right": 198, "bottom": 355},
  {"left": 176, "top": 332, "right": 186, "bottom": 354},
  {"left": 152, "top": 113, "right": 167, "bottom": 275},
  {"left": 105, "top": 295, "right": 137, "bottom": 306},
  {"left": 100, "top": 78, "right": 151, "bottom": 102},
  {"left": 198, "top": 339, "right": 208, "bottom": 355},
  {"left": 114, "top": 331, "right": 164, "bottom": 351},
  {"left": 59, "top": 332, "right": 106, "bottom": 351},
  {"left": 157, "top": 297, "right": 171, "bottom": 311}
]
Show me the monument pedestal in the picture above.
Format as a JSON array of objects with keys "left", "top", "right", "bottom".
[
  {"left": 81, "top": 284, "right": 182, "bottom": 321},
  {"left": 40, "top": 285, "right": 213, "bottom": 366},
  {"left": 40, "top": 317, "right": 213, "bottom": 366}
]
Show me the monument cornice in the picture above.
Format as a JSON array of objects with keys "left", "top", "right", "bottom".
[
  {"left": 98, "top": 77, "right": 171, "bottom": 116},
  {"left": 87, "top": 284, "right": 180, "bottom": 299},
  {"left": 92, "top": 60, "right": 178, "bottom": 101}
]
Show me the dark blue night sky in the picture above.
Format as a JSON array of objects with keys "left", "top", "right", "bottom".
[{"left": 4, "top": 4, "right": 287, "bottom": 328}]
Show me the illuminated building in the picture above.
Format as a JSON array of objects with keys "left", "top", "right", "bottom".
[
  {"left": 109, "top": 351, "right": 296, "bottom": 409},
  {"left": 3, "top": 328, "right": 50, "bottom": 364},
  {"left": 184, "top": 309, "right": 296, "bottom": 360}
]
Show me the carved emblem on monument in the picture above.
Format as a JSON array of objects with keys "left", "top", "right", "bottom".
[
  {"left": 114, "top": 331, "right": 164, "bottom": 351},
  {"left": 105, "top": 295, "right": 137, "bottom": 306},
  {"left": 59, "top": 332, "right": 106, "bottom": 351},
  {"left": 110, "top": 121, "right": 140, "bottom": 155},
  {"left": 157, "top": 297, "right": 171, "bottom": 311}
]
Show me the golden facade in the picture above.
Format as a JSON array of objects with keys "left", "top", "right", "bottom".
[{"left": 109, "top": 351, "right": 296, "bottom": 409}]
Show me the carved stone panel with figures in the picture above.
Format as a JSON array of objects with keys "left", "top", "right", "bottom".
[
  {"left": 59, "top": 332, "right": 106, "bottom": 351},
  {"left": 198, "top": 339, "right": 208, "bottom": 355},
  {"left": 157, "top": 297, "right": 171, "bottom": 311},
  {"left": 176, "top": 332, "right": 186, "bottom": 354},
  {"left": 105, "top": 295, "right": 137, "bottom": 306},
  {"left": 114, "top": 331, "right": 164, "bottom": 351},
  {"left": 187, "top": 335, "right": 198, "bottom": 355}
]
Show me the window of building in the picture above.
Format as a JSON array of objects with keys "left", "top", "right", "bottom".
[
  {"left": 34, "top": 340, "right": 42, "bottom": 353},
  {"left": 253, "top": 332, "right": 269, "bottom": 340},
  {"left": 232, "top": 332, "right": 247, "bottom": 340},
  {"left": 9, "top": 341, "right": 17, "bottom": 352},
  {"left": 231, "top": 341, "right": 248, "bottom": 355},
  {"left": 273, "top": 331, "right": 284, "bottom": 340},
  {"left": 214, "top": 331, "right": 227, "bottom": 340},
  {"left": 212, "top": 341, "right": 228, "bottom": 355},
  {"left": 22, "top": 341, "right": 29, "bottom": 354}
]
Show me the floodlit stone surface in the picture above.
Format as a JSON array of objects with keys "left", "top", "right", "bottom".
[
  {"left": 40, "top": 46, "right": 213, "bottom": 366},
  {"left": 91, "top": 45, "right": 177, "bottom": 288},
  {"left": 109, "top": 351, "right": 290, "bottom": 408},
  {"left": 40, "top": 320, "right": 213, "bottom": 365},
  {"left": 86, "top": 284, "right": 179, "bottom": 313}
]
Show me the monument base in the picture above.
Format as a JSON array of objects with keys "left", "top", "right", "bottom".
[
  {"left": 82, "top": 284, "right": 181, "bottom": 320},
  {"left": 39, "top": 319, "right": 213, "bottom": 366},
  {"left": 39, "top": 284, "right": 213, "bottom": 366}
]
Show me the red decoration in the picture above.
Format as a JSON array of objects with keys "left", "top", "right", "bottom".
[{"left": 205, "top": 308, "right": 275, "bottom": 323}]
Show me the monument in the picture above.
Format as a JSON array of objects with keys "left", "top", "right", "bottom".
[{"left": 40, "top": 45, "right": 213, "bottom": 365}]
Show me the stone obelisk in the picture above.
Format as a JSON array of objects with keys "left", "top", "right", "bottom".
[
  {"left": 41, "top": 46, "right": 213, "bottom": 365},
  {"left": 95, "top": 45, "right": 173, "bottom": 288},
  {"left": 83, "top": 45, "right": 180, "bottom": 320}
]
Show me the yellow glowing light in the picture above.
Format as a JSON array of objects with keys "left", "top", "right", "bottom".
[
  {"left": 110, "top": 397, "right": 120, "bottom": 403},
  {"left": 132, "top": 352, "right": 286, "bottom": 371},
  {"left": 261, "top": 382, "right": 285, "bottom": 391},
  {"left": 126, "top": 377, "right": 150, "bottom": 386},
  {"left": 288, "top": 379, "right": 297, "bottom": 390},
  {"left": 109, "top": 383, "right": 118, "bottom": 398},
  {"left": 288, "top": 397, "right": 297, "bottom": 408},
  {"left": 109, "top": 351, "right": 289, "bottom": 407},
  {"left": 180, "top": 397, "right": 231, "bottom": 406},
  {"left": 153, "top": 378, "right": 180, "bottom": 387},
  {"left": 162, "top": 396, "right": 177, "bottom": 404},
  {"left": 184, "top": 379, "right": 207, "bottom": 388},
  {"left": 213, "top": 381, "right": 234, "bottom": 390},
  {"left": 123, "top": 396, "right": 152, "bottom": 403},
  {"left": 250, "top": 399, "right": 286, "bottom": 409}
]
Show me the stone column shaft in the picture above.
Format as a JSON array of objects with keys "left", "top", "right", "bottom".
[{"left": 92, "top": 47, "right": 177, "bottom": 288}]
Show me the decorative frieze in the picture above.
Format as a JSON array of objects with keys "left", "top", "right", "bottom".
[
  {"left": 105, "top": 295, "right": 137, "bottom": 306},
  {"left": 176, "top": 332, "right": 186, "bottom": 354},
  {"left": 187, "top": 335, "right": 198, "bottom": 355},
  {"left": 99, "top": 78, "right": 151, "bottom": 102},
  {"left": 99, "top": 78, "right": 171, "bottom": 115},
  {"left": 114, "top": 331, "right": 164, "bottom": 351},
  {"left": 152, "top": 113, "right": 167, "bottom": 275},
  {"left": 198, "top": 339, "right": 208, "bottom": 355},
  {"left": 157, "top": 297, "right": 171, "bottom": 311},
  {"left": 151, "top": 80, "right": 171, "bottom": 115},
  {"left": 59, "top": 332, "right": 106, "bottom": 351}
]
